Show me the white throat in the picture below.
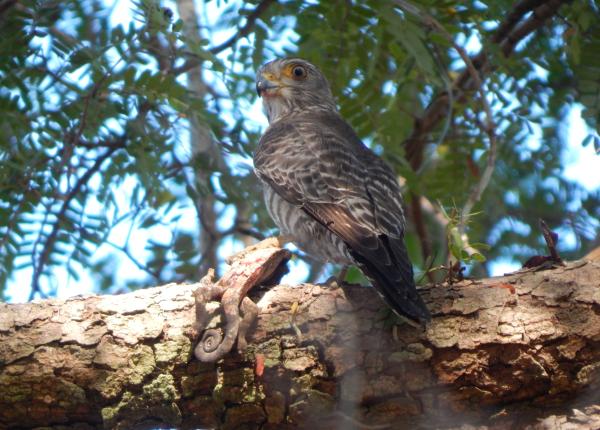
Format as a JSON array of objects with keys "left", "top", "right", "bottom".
[{"left": 263, "top": 98, "right": 287, "bottom": 124}]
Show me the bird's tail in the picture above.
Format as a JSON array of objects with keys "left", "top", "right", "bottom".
[{"left": 349, "top": 238, "right": 431, "bottom": 326}]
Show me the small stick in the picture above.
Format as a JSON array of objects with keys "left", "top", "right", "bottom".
[{"left": 539, "top": 219, "right": 563, "bottom": 265}]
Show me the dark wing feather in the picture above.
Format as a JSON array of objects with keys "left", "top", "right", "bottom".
[{"left": 254, "top": 112, "right": 430, "bottom": 324}]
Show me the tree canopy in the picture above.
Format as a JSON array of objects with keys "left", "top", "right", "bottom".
[{"left": 1, "top": 0, "right": 599, "bottom": 300}]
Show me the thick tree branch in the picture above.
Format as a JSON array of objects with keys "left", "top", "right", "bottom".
[{"left": 2, "top": 259, "right": 599, "bottom": 429}]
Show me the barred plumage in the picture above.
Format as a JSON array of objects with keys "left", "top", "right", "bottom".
[{"left": 254, "top": 58, "right": 430, "bottom": 324}]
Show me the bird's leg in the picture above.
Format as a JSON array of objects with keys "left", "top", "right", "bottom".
[
  {"left": 337, "top": 265, "right": 349, "bottom": 284},
  {"left": 325, "top": 265, "right": 350, "bottom": 287},
  {"left": 226, "top": 235, "right": 293, "bottom": 264}
]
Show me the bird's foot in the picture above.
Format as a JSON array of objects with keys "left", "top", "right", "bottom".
[
  {"left": 324, "top": 265, "right": 349, "bottom": 288},
  {"left": 226, "top": 235, "right": 292, "bottom": 264},
  {"left": 377, "top": 306, "right": 424, "bottom": 331},
  {"left": 377, "top": 306, "right": 402, "bottom": 330},
  {"left": 336, "top": 265, "right": 349, "bottom": 284}
]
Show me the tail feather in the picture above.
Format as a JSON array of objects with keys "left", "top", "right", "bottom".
[{"left": 349, "top": 236, "right": 430, "bottom": 325}]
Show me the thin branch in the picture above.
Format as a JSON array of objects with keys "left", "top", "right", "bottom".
[
  {"left": 455, "top": 2, "right": 569, "bottom": 242},
  {"left": 32, "top": 82, "right": 147, "bottom": 298},
  {"left": 429, "top": 52, "right": 455, "bottom": 154},
  {"left": 394, "top": 0, "right": 498, "bottom": 257},
  {"left": 539, "top": 219, "right": 563, "bottom": 264},
  {"left": 419, "top": 196, "right": 481, "bottom": 259},
  {"left": 491, "top": 0, "right": 549, "bottom": 44},
  {"left": 29, "top": 201, "right": 53, "bottom": 300},
  {"left": 223, "top": 225, "right": 266, "bottom": 242},
  {"left": 106, "top": 241, "right": 162, "bottom": 281},
  {"left": 73, "top": 138, "right": 126, "bottom": 149},
  {"left": 210, "top": 0, "right": 275, "bottom": 54},
  {"left": 401, "top": 0, "right": 570, "bottom": 170},
  {"left": 409, "top": 191, "right": 432, "bottom": 270},
  {"left": 499, "top": 0, "right": 568, "bottom": 57},
  {"left": 459, "top": 125, "right": 497, "bottom": 236},
  {"left": 425, "top": 19, "right": 497, "bottom": 239},
  {"left": 29, "top": 137, "right": 126, "bottom": 299},
  {"left": 172, "top": 0, "right": 275, "bottom": 75}
]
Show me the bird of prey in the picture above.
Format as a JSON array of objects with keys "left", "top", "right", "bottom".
[{"left": 253, "top": 58, "right": 430, "bottom": 325}]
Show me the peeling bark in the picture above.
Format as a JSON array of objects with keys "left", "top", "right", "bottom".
[{"left": 0, "top": 260, "right": 599, "bottom": 429}]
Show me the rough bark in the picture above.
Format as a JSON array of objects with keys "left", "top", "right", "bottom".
[{"left": 0, "top": 259, "right": 599, "bottom": 429}]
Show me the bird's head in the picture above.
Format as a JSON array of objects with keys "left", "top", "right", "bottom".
[{"left": 256, "top": 58, "right": 337, "bottom": 123}]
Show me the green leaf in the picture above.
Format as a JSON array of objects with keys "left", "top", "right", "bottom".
[
  {"left": 470, "top": 252, "right": 487, "bottom": 263},
  {"left": 172, "top": 19, "right": 183, "bottom": 33}
]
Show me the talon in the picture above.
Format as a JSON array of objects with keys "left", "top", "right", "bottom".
[
  {"left": 324, "top": 276, "right": 339, "bottom": 288},
  {"left": 322, "top": 266, "right": 349, "bottom": 288}
]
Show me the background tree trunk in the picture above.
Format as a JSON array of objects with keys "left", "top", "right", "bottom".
[
  {"left": 1, "top": 259, "right": 599, "bottom": 429},
  {"left": 177, "top": 0, "right": 224, "bottom": 278}
]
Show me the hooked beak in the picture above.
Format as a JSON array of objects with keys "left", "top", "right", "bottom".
[{"left": 256, "top": 78, "right": 280, "bottom": 97}]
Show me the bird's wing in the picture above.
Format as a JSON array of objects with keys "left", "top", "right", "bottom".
[{"left": 254, "top": 112, "right": 430, "bottom": 323}]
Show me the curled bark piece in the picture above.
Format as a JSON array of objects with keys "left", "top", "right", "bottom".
[{"left": 193, "top": 246, "right": 291, "bottom": 362}]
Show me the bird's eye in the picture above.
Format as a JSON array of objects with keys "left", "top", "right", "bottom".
[{"left": 291, "top": 65, "right": 307, "bottom": 79}]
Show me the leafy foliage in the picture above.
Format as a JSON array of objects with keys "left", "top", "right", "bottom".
[
  {"left": 567, "top": 1, "right": 600, "bottom": 153},
  {"left": 0, "top": 0, "right": 598, "bottom": 299}
]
